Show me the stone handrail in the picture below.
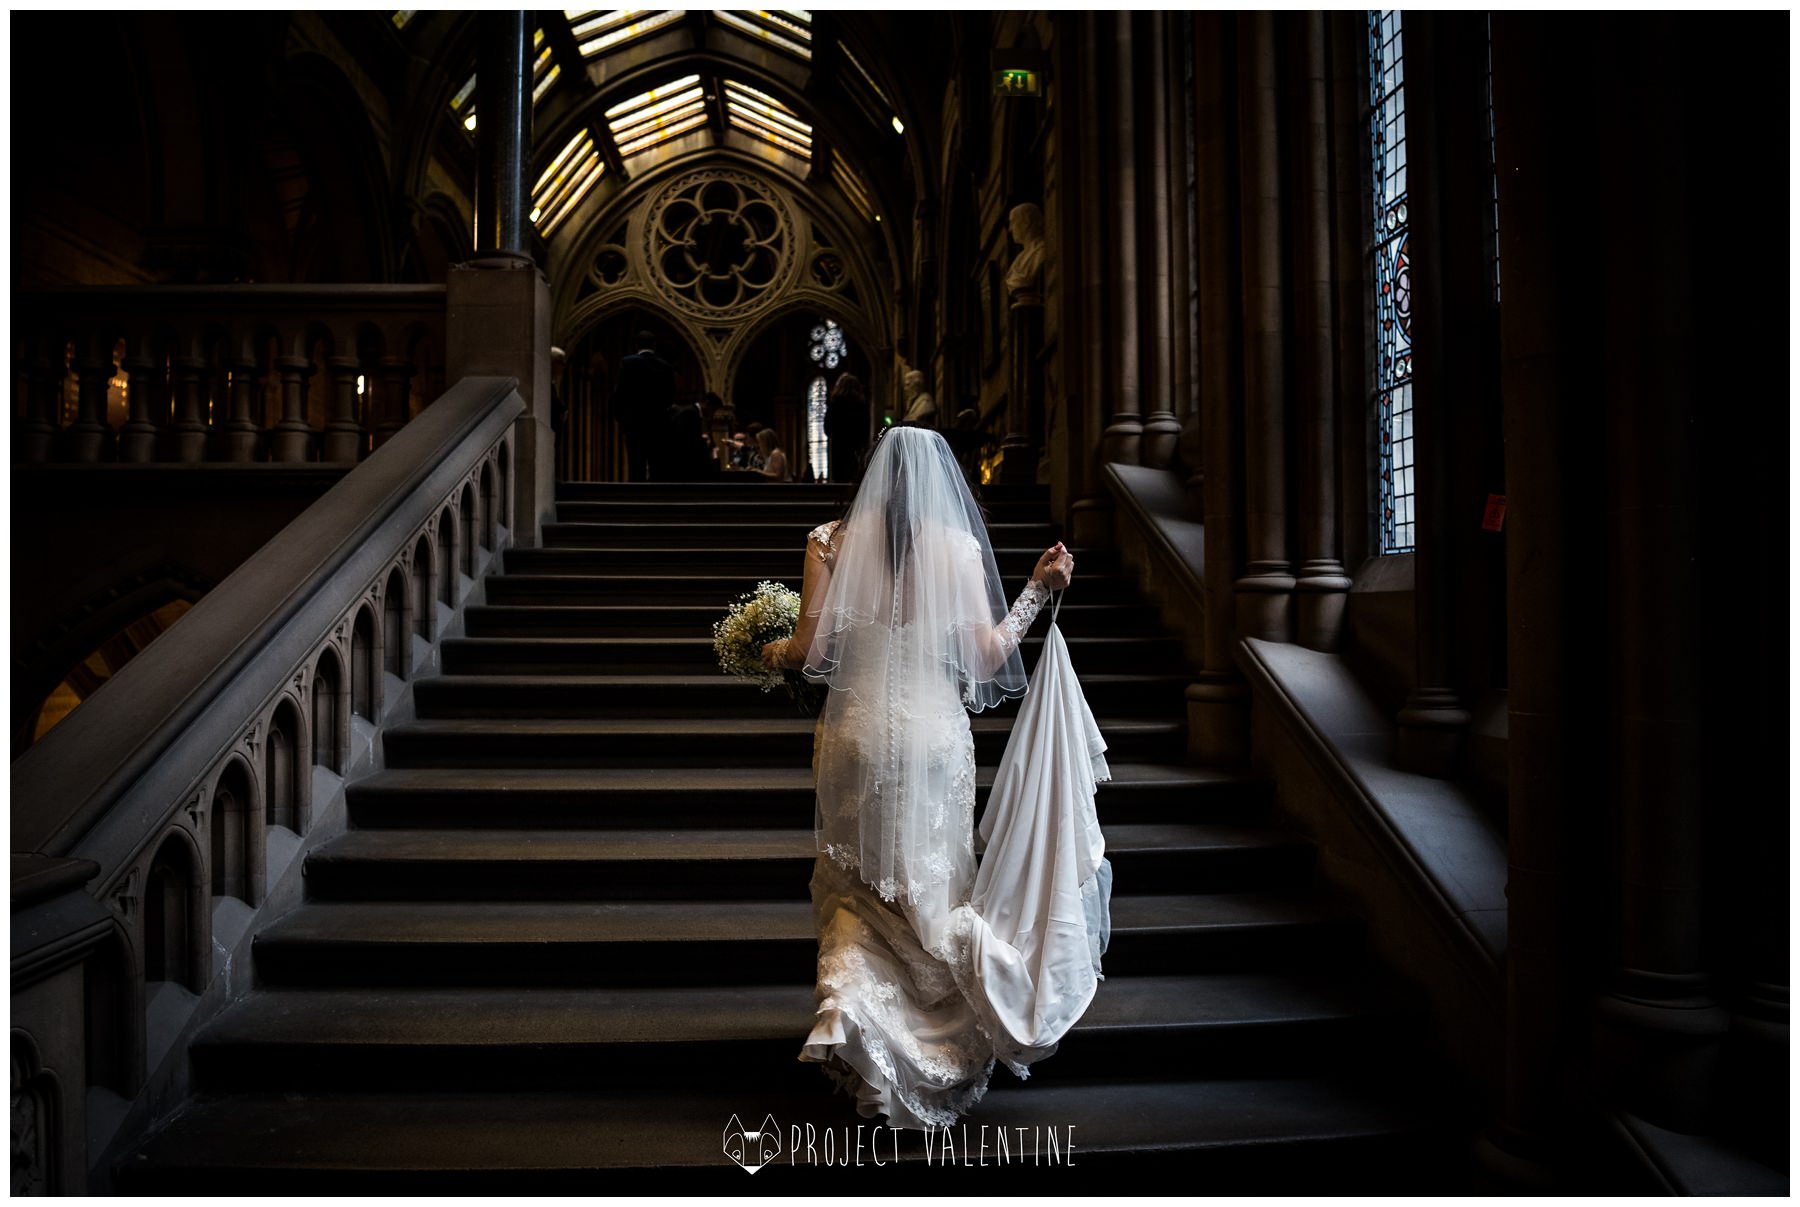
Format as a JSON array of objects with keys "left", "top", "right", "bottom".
[
  {"left": 14, "top": 284, "right": 447, "bottom": 464},
  {"left": 10, "top": 374, "right": 522, "bottom": 1190}
]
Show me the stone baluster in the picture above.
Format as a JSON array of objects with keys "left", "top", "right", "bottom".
[
  {"left": 270, "top": 355, "right": 315, "bottom": 463},
  {"left": 116, "top": 338, "right": 161, "bottom": 463},
  {"left": 19, "top": 335, "right": 63, "bottom": 463},
  {"left": 372, "top": 357, "right": 414, "bottom": 450},
  {"left": 223, "top": 354, "right": 262, "bottom": 462},
  {"left": 322, "top": 355, "right": 367, "bottom": 462},
  {"left": 69, "top": 337, "right": 117, "bottom": 463},
  {"left": 1232, "top": 11, "right": 1295, "bottom": 644},
  {"left": 169, "top": 354, "right": 211, "bottom": 463},
  {"left": 1293, "top": 11, "right": 1351, "bottom": 650}
]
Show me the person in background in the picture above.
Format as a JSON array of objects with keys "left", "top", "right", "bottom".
[
  {"left": 610, "top": 331, "right": 674, "bottom": 481},
  {"left": 824, "top": 372, "right": 870, "bottom": 484},
  {"left": 751, "top": 429, "right": 791, "bottom": 480}
]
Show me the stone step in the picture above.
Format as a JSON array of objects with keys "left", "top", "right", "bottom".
[
  {"left": 301, "top": 823, "right": 1314, "bottom": 902},
  {"left": 251, "top": 894, "right": 1362, "bottom": 988},
  {"left": 542, "top": 519, "right": 1063, "bottom": 549},
  {"left": 378, "top": 715, "right": 1187, "bottom": 769},
  {"left": 118, "top": 1077, "right": 1456, "bottom": 1192},
  {"left": 482, "top": 570, "right": 1144, "bottom": 604},
  {"left": 437, "top": 633, "right": 1187, "bottom": 677},
  {"left": 410, "top": 671, "right": 1190, "bottom": 719},
  {"left": 501, "top": 546, "right": 1109, "bottom": 577},
  {"left": 463, "top": 600, "right": 1163, "bottom": 638},
  {"left": 555, "top": 480, "right": 1051, "bottom": 503},
  {"left": 188, "top": 972, "right": 1412, "bottom": 1094},
  {"left": 344, "top": 763, "right": 1268, "bottom": 830},
  {"left": 554, "top": 496, "right": 1054, "bottom": 523}
]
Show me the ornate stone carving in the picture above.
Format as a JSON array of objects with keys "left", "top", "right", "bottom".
[
  {"left": 11, "top": 1038, "right": 49, "bottom": 1196},
  {"left": 643, "top": 170, "right": 799, "bottom": 321},
  {"left": 108, "top": 867, "right": 138, "bottom": 921}
]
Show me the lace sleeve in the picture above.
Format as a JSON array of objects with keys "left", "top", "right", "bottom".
[
  {"left": 808, "top": 519, "right": 841, "bottom": 568},
  {"left": 996, "top": 578, "right": 1053, "bottom": 657}
]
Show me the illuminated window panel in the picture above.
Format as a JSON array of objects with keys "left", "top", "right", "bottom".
[
  {"left": 532, "top": 27, "right": 561, "bottom": 105},
  {"left": 450, "top": 72, "right": 478, "bottom": 132},
  {"left": 568, "top": 9, "right": 686, "bottom": 59},
  {"left": 723, "top": 79, "right": 811, "bottom": 160},
  {"left": 714, "top": 10, "right": 812, "bottom": 61},
  {"left": 392, "top": 11, "right": 416, "bottom": 30},
  {"left": 1369, "top": 10, "right": 1414, "bottom": 554},
  {"left": 532, "top": 130, "right": 605, "bottom": 235},
  {"left": 606, "top": 74, "right": 710, "bottom": 159},
  {"left": 832, "top": 157, "right": 873, "bottom": 223}
]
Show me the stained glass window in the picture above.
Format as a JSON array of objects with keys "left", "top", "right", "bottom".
[
  {"left": 806, "top": 320, "right": 846, "bottom": 481},
  {"left": 1369, "top": 10, "right": 1414, "bottom": 554}
]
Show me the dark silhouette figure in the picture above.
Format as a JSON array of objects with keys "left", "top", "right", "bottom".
[
  {"left": 824, "top": 372, "right": 871, "bottom": 483},
  {"left": 610, "top": 332, "right": 675, "bottom": 481}
]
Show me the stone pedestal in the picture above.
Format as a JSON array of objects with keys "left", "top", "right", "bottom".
[{"left": 447, "top": 256, "right": 553, "bottom": 549}]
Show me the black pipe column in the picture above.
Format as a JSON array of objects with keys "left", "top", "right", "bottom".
[{"left": 475, "top": 11, "right": 532, "bottom": 258}]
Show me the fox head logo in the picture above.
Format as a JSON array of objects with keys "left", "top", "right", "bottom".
[{"left": 724, "top": 1113, "right": 781, "bottom": 1174}]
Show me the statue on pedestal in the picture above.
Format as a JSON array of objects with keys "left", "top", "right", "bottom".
[
  {"left": 1003, "top": 202, "right": 1048, "bottom": 302},
  {"left": 901, "top": 368, "right": 937, "bottom": 425}
]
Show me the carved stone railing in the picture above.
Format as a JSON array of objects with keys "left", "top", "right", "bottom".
[
  {"left": 9, "top": 375, "right": 523, "bottom": 1192},
  {"left": 13, "top": 284, "right": 447, "bottom": 465}
]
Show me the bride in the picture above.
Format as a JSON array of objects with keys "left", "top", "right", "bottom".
[{"left": 760, "top": 425, "right": 1089, "bottom": 1130}]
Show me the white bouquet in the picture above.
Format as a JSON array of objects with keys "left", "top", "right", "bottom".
[{"left": 712, "top": 581, "right": 824, "bottom": 715}]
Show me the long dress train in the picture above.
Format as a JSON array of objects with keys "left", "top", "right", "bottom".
[{"left": 798, "top": 544, "right": 1112, "bottom": 1129}]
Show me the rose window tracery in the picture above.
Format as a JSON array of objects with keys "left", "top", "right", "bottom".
[{"left": 645, "top": 171, "right": 797, "bottom": 320}]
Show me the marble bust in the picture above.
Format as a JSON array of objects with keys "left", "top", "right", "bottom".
[
  {"left": 1003, "top": 202, "right": 1047, "bottom": 300},
  {"left": 901, "top": 368, "right": 937, "bottom": 424}
]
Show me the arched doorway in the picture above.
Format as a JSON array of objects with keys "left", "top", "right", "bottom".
[
  {"left": 729, "top": 311, "right": 869, "bottom": 484},
  {"left": 562, "top": 308, "right": 703, "bottom": 482}
]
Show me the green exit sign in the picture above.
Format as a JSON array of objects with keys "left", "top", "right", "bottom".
[{"left": 994, "top": 68, "right": 1041, "bottom": 97}]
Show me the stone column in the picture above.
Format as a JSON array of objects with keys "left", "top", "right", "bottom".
[
  {"left": 170, "top": 355, "right": 211, "bottom": 463},
  {"left": 69, "top": 339, "right": 116, "bottom": 463},
  {"left": 1232, "top": 11, "right": 1294, "bottom": 644},
  {"left": 322, "top": 355, "right": 366, "bottom": 462},
  {"left": 1480, "top": 13, "right": 1594, "bottom": 1183},
  {"left": 1100, "top": 10, "right": 1144, "bottom": 466},
  {"left": 1293, "top": 11, "right": 1350, "bottom": 651},
  {"left": 1588, "top": 16, "right": 1725, "bottom": 1133},
  {"left": 222, "top": 355, "right": 261, "bottom": 462},
  {"left": 20, "top": 336, "right": 64, "bottom": 464},
  {"left": 372, "top": 357, "right": 413, "bottom": 450},
  {"left": 117, "top": 342, "right": 160, "bottom": 463},
  {"left": 270, "top": 355, "right": 315, "bottom": 463},
  {"left": 1138, "top": 11, "right": 1183, "bottom": 471},
  {"left": 1188, "top": 10, "right": 1248, "bottom": 761},
  {"left": 1068, "top": 10, "right": 1115, "bottom": 549},
  {"left": 1392, "top": 15, "right": 1473, "bottom": 773}
]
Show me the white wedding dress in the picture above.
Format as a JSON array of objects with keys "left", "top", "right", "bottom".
[{"left": 797, "top": 518, "right": 1113, "bottom": 1129}]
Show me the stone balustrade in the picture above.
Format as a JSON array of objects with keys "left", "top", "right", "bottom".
[
  {"left": 13, "top": 284, "right": 447, "bottom": 465},
  {"left": 9, "top": 375, "right": 523, "bottom": 1191}
]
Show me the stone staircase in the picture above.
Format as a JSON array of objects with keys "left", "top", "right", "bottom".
[{"left": 118, "top": 480, "right": 1469, "bottom": 1192}]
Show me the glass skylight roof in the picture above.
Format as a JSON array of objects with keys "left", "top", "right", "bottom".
[
  {"left": 723, "top": 78, "right": 811, "bottom": 160},
  {"left": 713, "top": 10, "right": 813, "bottom": 61},
  {"left": 567, "top": 9, "right": 687, "bottom": 59},
  {"left": 532, "top": 129, "right": 605, "bottom": 235},
  {"left": 606, "top": 74, "right": 709, "bottom": 159}
]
